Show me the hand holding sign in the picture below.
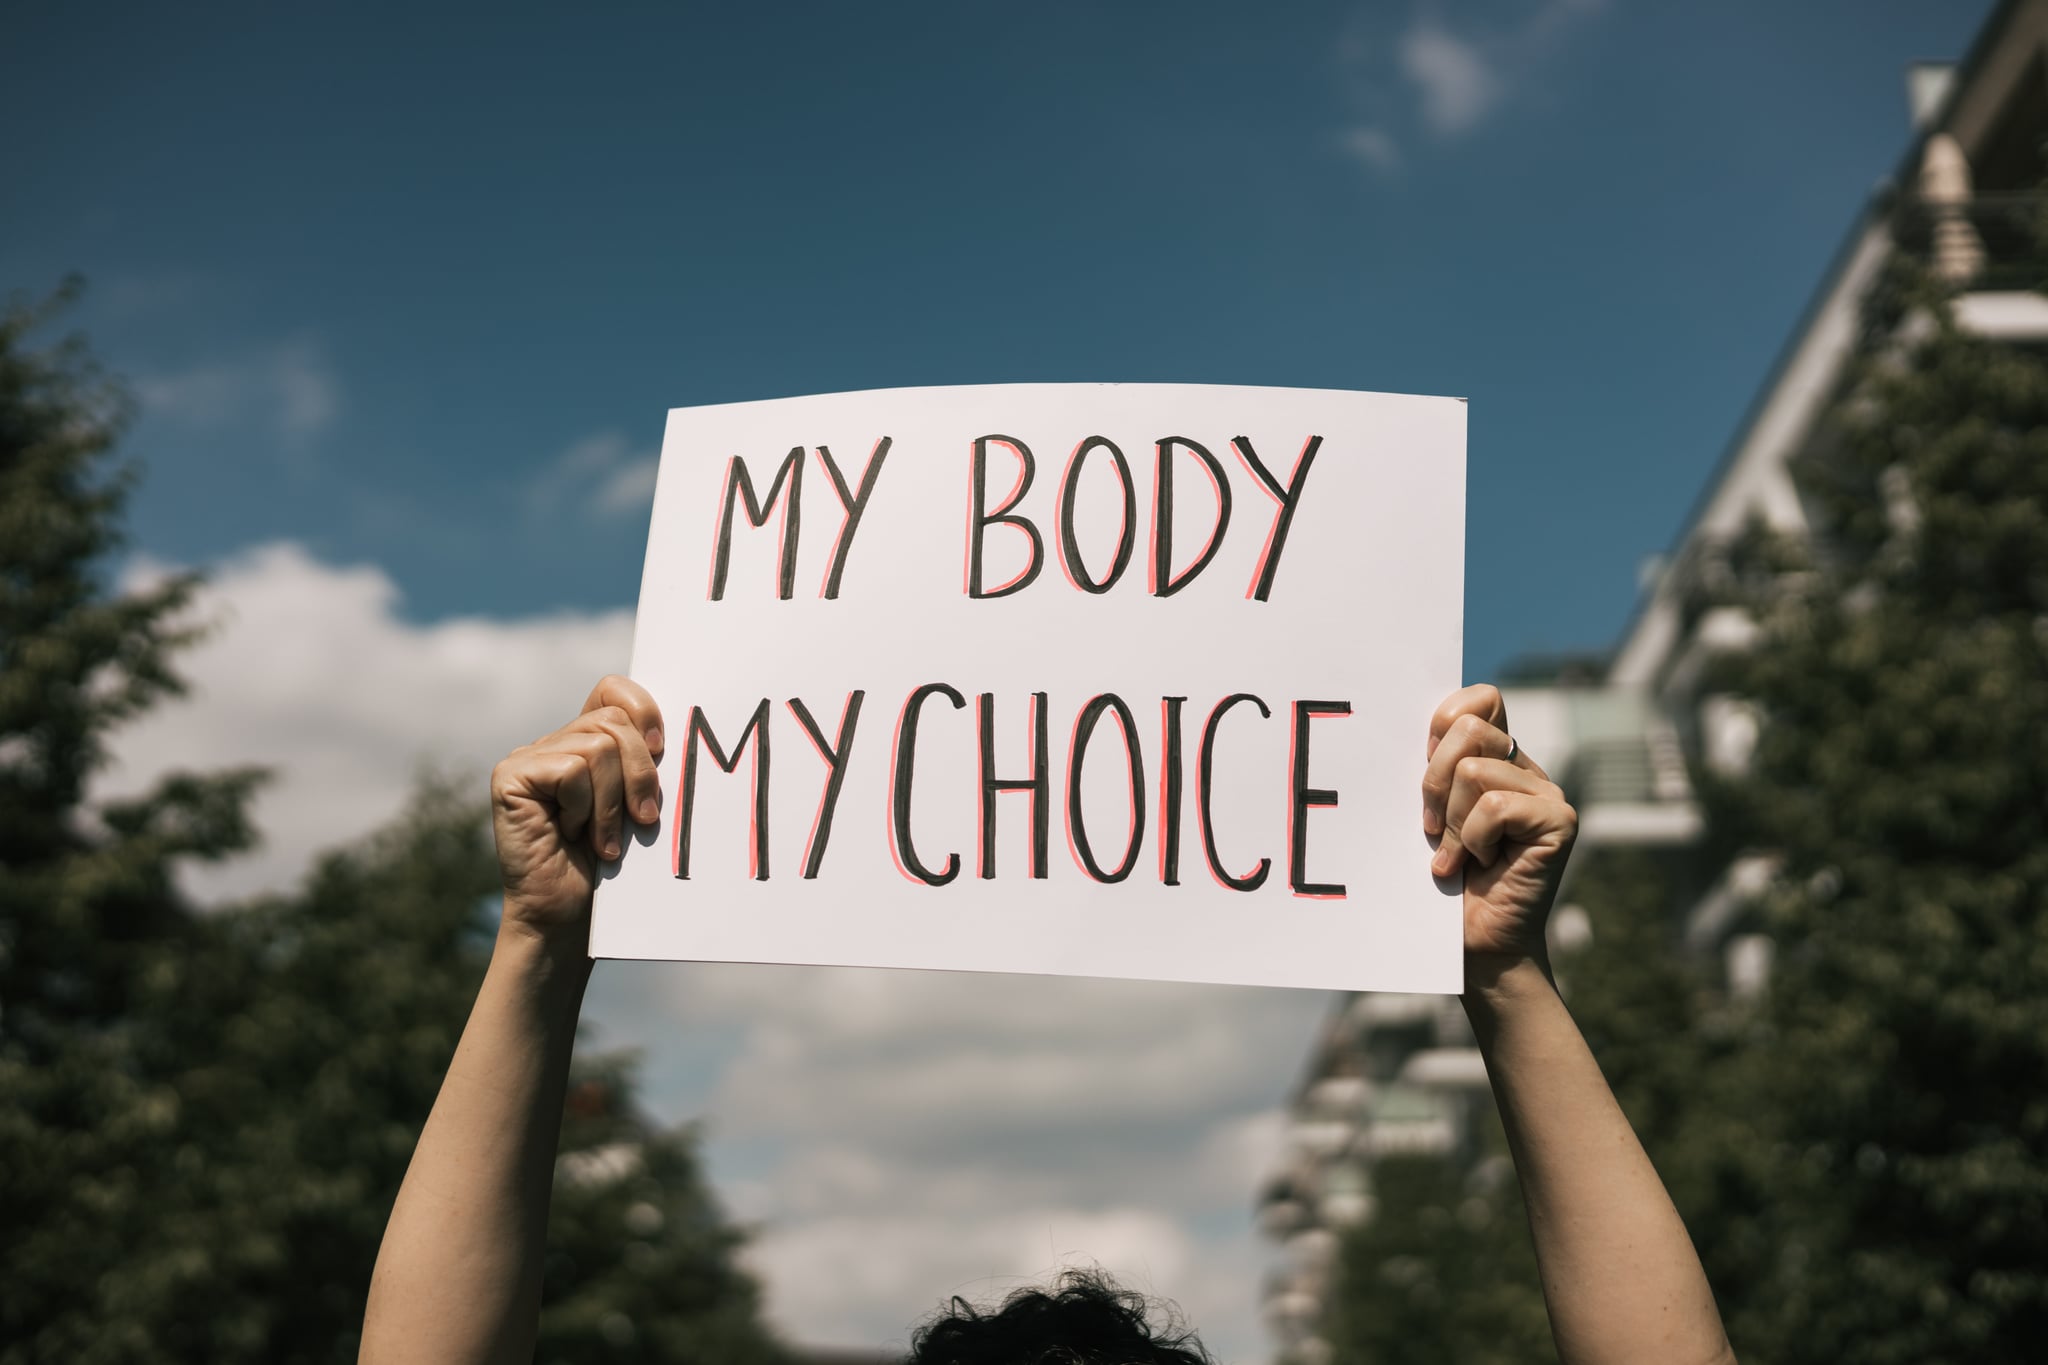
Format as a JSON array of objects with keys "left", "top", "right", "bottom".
[
  {"left": 492, "top": 676, "right": 665, "bottom": 944},
  {"left": 595, "top": 383, "right": 1469, "bottom": 992},
  {"left": 387, "top": 681, "right": 1725, "bottom": 1365},
  {"left": 372, "top": 395, "right": 1734, "bottom": 1365},
  {"left": 494, "top": 673, "right": 1580, "bottom": 978},
  {"left": 1421, "top": 684, "right": 1577, "bottom": 964}
]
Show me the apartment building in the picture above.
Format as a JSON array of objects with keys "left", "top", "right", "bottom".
[{"left": 1259, "top": 3, "right": 2048, "bottom": 1358}]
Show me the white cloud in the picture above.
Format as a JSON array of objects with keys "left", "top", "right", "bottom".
[
  {"left": 709, "top": 975, "right": 1304, "bottom": 1149},
  {"left": 100, "top": 542, "right": 1333, "bottom": 1363},
  {"left": 596, "top": 956, "right": 1327, "bottom": 1359},
  {"left": 1338, "top": 126, "right": 1402, "bottom": 173},
  {"left": 593, "top": 457, "right": 660, "bottom": 516},
  {"left": 135, "top": 337, "right": 339, "bottom": 441},
  {"left": 1335, "top": 0, "right": 1608, "bottom": 167},
  {"left": 100, "top": 541, "right": 631, "bottom": 901},
  {"left": 1399, "top": 21, "right": 1500, "bottom": 136},
  {"left": 744, "top": 1207, "right": 1223, "bottom": 1353},
  {"left": 529, "top": 431, "right": 660, "bottom": 521}
]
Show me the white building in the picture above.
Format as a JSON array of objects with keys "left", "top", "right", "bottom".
[{"left": 1260, "top": 2, "right": 2048, "bottom": 1358}]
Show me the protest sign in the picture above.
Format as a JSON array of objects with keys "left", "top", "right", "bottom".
[{"left": 592, "top": 384, "right": 1465, "bottom": 992}]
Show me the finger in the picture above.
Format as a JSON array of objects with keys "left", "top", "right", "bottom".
[
  {"left": 576, "top": 704, "right": 661, "bottom": 828},
  {"left": 1422, "top": 710, "right": 1515, "bottom": 835},
  {"left": 537, "top": 730, "right": 624, "bottom": 861},
  {"left": 1438, "top": 788, "right": 1576, "bottom": 877},
  {"left": 1439, "top": 758, "right": 1558, "bottom": 871},
  {"left": 1428, "top": 684, "right": 1507, "bottom": 760},
  {"left": 495, "top": 747, "right": 596, "bottom": 843},
  {"left": 584, "top": 674, "right": 666, "bottom": 760}
]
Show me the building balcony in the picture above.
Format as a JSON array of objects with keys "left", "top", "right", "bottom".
[
  {"left": 1892, "top": 191, "right": 2048, "bottom": 291},
  {"left": 1891, "top": 191, "right": 2048, "bottom": 338}
]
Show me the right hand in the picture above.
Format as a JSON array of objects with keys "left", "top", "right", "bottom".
[
  {"left": 490, "top": 675, "right": 665, "bottom": 943},
  {"left": 1421, "top": 683, "right": 1578, "bottom": 965}
]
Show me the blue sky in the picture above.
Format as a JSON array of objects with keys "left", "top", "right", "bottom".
[
  {"left": 7, "top": 0, "right": 1990, "bottom": 675},
  {"left": 9, "top": 2, "right": 1999, "bottom": 1356}
]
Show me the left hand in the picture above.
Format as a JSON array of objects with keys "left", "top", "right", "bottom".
[
  {"left": 1422, "top": 684, "right": 1577, "bottom": 963},
  {"left": 491, "top": 675, "right": 665, "bottom": 945}
]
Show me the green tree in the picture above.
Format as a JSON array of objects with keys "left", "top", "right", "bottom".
[
  {"left": 1325, "top": 1126, "right": 1554, "bottom": 1365},
  {"left": 1, "top": 287, "right": 788, "bottom": 1365},
  {"left": 1703, "top": 252, "right": 2048, "bottom": 1362},
  {"left": 542, "top": 1052, "right": 787, "bottom": 1365},
  {"left": 154, "top": 784, "right": 789, "bottom": 1365},
  {"left": 1326, "top": 236, "right": 2048, "bottom": 1361},
  {"left": 0, "top": 278, "right": 264, "bottom": 1361}
]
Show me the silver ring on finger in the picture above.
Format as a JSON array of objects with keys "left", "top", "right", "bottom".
[{"left": 1504, "top": 734, "right": 1520, "bottom": 764}]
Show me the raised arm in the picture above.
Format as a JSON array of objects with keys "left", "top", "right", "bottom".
[
  {"left": 360, "top": 677, "right": 665, "bottom": 1365},
  {"left": 1423, "top": 684, "right": 1735, "bottom": 1365}
]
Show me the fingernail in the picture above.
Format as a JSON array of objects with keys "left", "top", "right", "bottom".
[
  {"left": 639, "top": 799, "right": 658, "bottom": 823},
  {"left": 604, "top": 839, "right": 620, "bottom": 860},
  {"left": 1423, "top": 806, "right": 1440, "bottom": 836},
  {"left": 646, "top": 726, "right": 663, "bottom": 753},
  {"left": 1432, "top": 847, "right": 1451, "bottom": 875}
]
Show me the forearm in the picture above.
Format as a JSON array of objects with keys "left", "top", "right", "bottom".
[
  {"left": 361, "top": 920, "right": 591, "bottom": 1365},
  {"left": 1465, "top": 955, "right": 1734, "bottom": 1365}
]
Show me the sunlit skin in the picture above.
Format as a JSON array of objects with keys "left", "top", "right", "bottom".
[
  {"left": 1423, "top": 682, "right": 1577, "bottom": 961},
  {"left": 491, "top": 676, "right": 664, "bottom": 941},
  {"left": 360, "top": 677, "right": 1735, "bottom": 1365}
]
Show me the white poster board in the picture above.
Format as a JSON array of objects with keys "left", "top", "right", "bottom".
[{"left": 593, "top": 384, "right": 1465, "bottom": 992}]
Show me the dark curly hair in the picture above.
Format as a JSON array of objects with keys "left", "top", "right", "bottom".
[{"left": 903, "top": 1269, "right": 1213, "bottom": 1365}]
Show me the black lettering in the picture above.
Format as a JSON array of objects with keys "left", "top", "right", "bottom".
[
  {"left": 1199, "top": 693, "right": 1271, "bottom": 891},
  {"left": 1232, "top": 435, "right": 1322, "bottom": 602},
  {"left": 968, "top": 436, "right": 1044, "bottom": 598},
  {"left": 711, "top": 447, "right": 805, "bottom": 600},
  {"left": 1152, "top": 438, "right": 1233, "bottom": 597},
  {"left": 891, "top": 683, "right": 965, "bottom": 885},
  {"left": 1067, "top": 693, "right": 1145, "bottom": 882},
  {"left": 1160, "top": 696, "right": 1186, "bottom": 885},
  {"left": 978, "top": 691, "right": 1049, "bottom": 878},
  {"left": 677, "top": 700, "right": 772, "bottom": 880},
  {"left": 1058, "top": 436, "right": 1136, "bottom": 594},
  {"left": 787, "top": 691, "right": 865, "bottom": 878},
  {"left": 814, "top": 438, "right": 891, "bottom": 599},
  {"left": 1290, "top": 700, "right": 1351, "bottom": 897}
]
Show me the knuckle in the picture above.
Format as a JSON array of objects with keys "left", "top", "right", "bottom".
[
  {"left": 1474, "top": 683, "right": 1503, "bottom": 714},
  {"left": 1452, "top": 754, "right": 1487, "bottom": 785},
  {"left": 592, "top": 704, "right": 631, "bottom": 730},
  {"left": 1450, "top": 713, "right": 1487, "bottom": 745}
]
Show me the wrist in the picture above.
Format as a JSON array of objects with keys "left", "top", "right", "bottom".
[
  {"left": 1462, "top": 951, "right": 1556, "bottom": 1016},
  {"left": 493, "top": 907, "right": 594, "bottom": 982}
]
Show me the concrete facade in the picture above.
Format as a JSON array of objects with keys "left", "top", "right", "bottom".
[{"left": 1258, "top": 4, "right": 2048, "bottom": 1359}]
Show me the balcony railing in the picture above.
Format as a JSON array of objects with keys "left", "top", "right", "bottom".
[{"left": 1891, "top": 190, "right": 2048, "bottom": 292}]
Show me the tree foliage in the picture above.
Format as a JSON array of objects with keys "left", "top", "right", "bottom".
[
  {"left": 1, "top": 287, "right": 787, "bottom": 1365},
  {"left": 1326, "top": 246, "right": 2048, "bottom": 1362},
  {"left": 1325, "top": 1139, "right": 1553, "bottom": 1365},
  {"left": 1, "top": 278, "right": 264, "bottom": 1362},
  {"left": 1704, "top": 251, "right": 2048, "bottom": 1362}
]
